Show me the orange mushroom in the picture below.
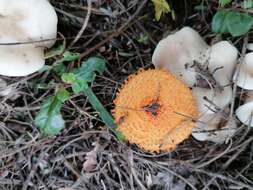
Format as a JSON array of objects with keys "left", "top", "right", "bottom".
[{"left": 113, "top": 69, "right": 198, "bottom": 152}]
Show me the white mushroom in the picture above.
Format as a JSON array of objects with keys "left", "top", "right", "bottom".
[
  {"left": 246, "top": 43, "right": 253, "bottom": 51},
  {"left": 234, "top": 52, "right": 253, "bottom": 90},
  {"left": 0, "top": 0, "right": 58, "bottom": 77},
  {"left": 152, "top": 27, "right": 237, "bottom": 114},
  {"left": 152, "top": 27, "right": 238, "bottom": 142},
  {"left": 192, "top": 86, "right": 232, "bottom": 114},
  {"left": 192, "top": 113, "right": 237, "bottom": 143},
  {"left": 152, "top": 27, "right": 209, "bottom": 87},
  {"left": 235, "top": 91, "right": 253, "bottom": 127}
]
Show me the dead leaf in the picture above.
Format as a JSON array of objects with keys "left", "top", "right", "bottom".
[{"left": 82, "top": 142, "right": 100, "bottom": 172}]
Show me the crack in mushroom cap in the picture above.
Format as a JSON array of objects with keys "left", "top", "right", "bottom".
[{"left": 112, "top": 69, "right": 198, "bottom": 152}]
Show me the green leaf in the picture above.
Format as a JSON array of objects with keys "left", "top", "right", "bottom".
[
  {"left": 61, "top": 57, "right": 124, "bottom": 141},
  {"left": 242, "top": 0, "right": 253, "bottom": 9},
  {"left": 137, "top": 34, "right": 149, "bottom": 45},
  {"left": 212, "top": 10, "right": 229, "bottom": 34},
  {"left": 60, "top": 51, "right": 80, "bottom": 62},
  {"left": 62, "top": 73, "right": 76, "bottom": 84},
  {"left": 212, "top": 10, "right": 253, "bottom": 37},
  {"left": 74, "top": 57, "right": 106, "bottom": 84},
  {"left": 44, "top": 43, "right": 66, "bottom": 59},
  {"left": 226, "top": 11, "right": 253, "bottom": 36},
  {"left": 152, "top": 0, "right": 171, "bottom": 21},
  {"left": 72, "top": 80, "right": 88, "bottom": 93},
  {"left": 35, "top": 88, "right": 68, "bottom": 135},
  {"left": 219, "top": 0, "right": 232, "bottom": 7},
  {"left": 56, "top": 88, "right": 70, "bottom": 102}
]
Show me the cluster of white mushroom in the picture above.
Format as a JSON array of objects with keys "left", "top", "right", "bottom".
[
  {"left": 0, "top": 0, "right": 58, "bottom": 77},
  {"left": 152, "top": 27, "right": 238, "bottom": 143},
  {"left": 235, "top": 52, "right": 253, "bottom": 127}
]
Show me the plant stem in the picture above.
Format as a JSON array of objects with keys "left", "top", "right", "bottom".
[{"left": 83, "top": 86, "right": 124, "bottom": 141}]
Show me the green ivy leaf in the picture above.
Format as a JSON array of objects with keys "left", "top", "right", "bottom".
[
  {"left": 219, "top": 0, "right": 232, "bottom": 7},
  {"left": 212, "top": 10, "right": 253, "bottom": 37},
  {"left": 35, "top": 88, "right": 69, "bottom": 135},
  {"left": 212, "top": 10, "right": 229, "bottom": 34},
  {"left": 226, "top": 11, "right": 253, "bottom": 36}
]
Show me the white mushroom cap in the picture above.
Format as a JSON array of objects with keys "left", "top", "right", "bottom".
[
  {"left": 152, "top": 27, "right": 209, "bottom": 86},
  {"left": 247, "top": 43, "right": 253, "bottom": 51},
  {"left": 192, "top": 86, "right": 232, "bottom": 114},
  {"left": 0, "top": 46, "right": 44, "bottom": 76},
  {"left": 208, "top": 41, "right": 238, "bottom": 85},
  {"left": 192, "top": 113, "right": 237, "bottom": 143},
  {"left": 236, "top": 101, "right": 253, "bottom": 127},
  {"left": 234, "top": 52, "right": 253, "bottom": 90},
  {"left": 0, "top": 0, "right": 57, "bottom": 47},
  {"left": 0, "top": 0, "right": 58, "bottom": 77}
]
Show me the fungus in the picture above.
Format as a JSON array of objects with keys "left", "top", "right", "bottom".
[
  {"left": 113, "top": 69, "right": 198, "bottom": 152},
  {"left": 234, "top": 52, "right": 253, "bottom": 90},
  {"left": 234, "top": 53, "right": 253, "bottom": 127},
  {"left": 192, "top": 113, "right": 237, "bottom": 143},
  {"left": 152, "top": 27, "right": 238, "bottom": 142},
  {"left": 235, "top": 88, "right": 253, "bottom": 127},
  {"left": 0, "top": 0, "right": 58, "bottom": 76}
]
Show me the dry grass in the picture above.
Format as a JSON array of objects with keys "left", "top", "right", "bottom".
[{"left": 0, "top": 0, "right": 253, "bottom": 189}]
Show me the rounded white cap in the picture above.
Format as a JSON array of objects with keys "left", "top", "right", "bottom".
[
  {"left": 236, "top": 101, "right": 253, "bottom": 127},
  {"left": 152, "top": 27, "right": 209, "bottom": 86},
  {"left": 208, "top": 41, "right": 238, "bottom": 85},
  {"left": 0, "top": 0, "right": 58, "bottom": 77},
  {"left": 0, "top": 0, "right": 58, "bottom": 47},
  {"left": 234, "top": 52, "right": 253, "bottom": 90},
  {"left": 0, "top": 45, "right": 44, "bottom": 76}
]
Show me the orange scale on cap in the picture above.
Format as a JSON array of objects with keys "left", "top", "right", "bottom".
[{"left": 113, "top": 69, "right": 198, "bottom": 152}]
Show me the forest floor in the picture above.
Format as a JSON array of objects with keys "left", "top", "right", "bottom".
[{"left": 0, "top": 0, "right": 253, "bottom": 189}]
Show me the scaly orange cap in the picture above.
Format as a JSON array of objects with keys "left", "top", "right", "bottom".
[{"left": 113, "top": 69, "right": 198, "bottom": 152}]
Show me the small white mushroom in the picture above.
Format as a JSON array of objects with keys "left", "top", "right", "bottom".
[
  {"left": 0, "top": 0, "right": 58, "bottom": 77},
  {"left": 192, "top": 113, "right": 237, "bottom": 143},
  {"left": 246, "top": 43, "right": 253, "bottom": 51},
  {"left": 235, "top": 91, "right": 253, "bottom": 127},
  {"left": 234, "top": 52, "right": 253, "bottom": 90},
  {"left": 152, "top": 27, "right": 209, "bottom": 86}
]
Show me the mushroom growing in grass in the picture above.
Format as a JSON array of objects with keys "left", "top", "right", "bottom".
[
  {"left": 152, "top": 27, "right": 238, "bottom": 142},
  {"left": 113, "top": 69, "right": 198, "bottom": 152},
  {"left": 235, "top": 53, "right": 253, "bottom": 127},
  {"left": 0, "top": 0, "right": 58, "bottom": 77}
]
